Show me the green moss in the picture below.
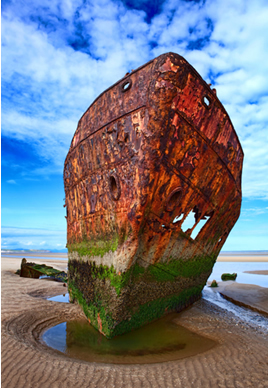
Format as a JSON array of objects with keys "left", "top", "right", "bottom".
[
  {"left": 132, "top": 263, "right": 145, "bottom": 278},
  {"left": 210, "top": 280, "right": 218, "bottom": 287},
  {"left": 221, "top": 273, "right": 237, "bottom": 281},
  {"left": 67, "top": 236, "right": 119, "bottom": 259},
  {"left": 68, "top": 252, "right": 216, "bottom": 297},
  {"left": 29, "top": 264, "right": 66, "bottom": 281},
  {"left": 67, "top": 251, "right": 217, "bottom": 337},
  {"left": 69, "top": 278, "right": 203, "bottom": 338},
  {"left": 112, "top": 285, "right": 203, "bottom": 337},
  {"left": 68, "top": 280, "right": 114, "bottom": 337},
  {"left": 90, "top": 263, "right": 131, "bottom": 296},
  {"left": 131, "top": 254, "right": 216, "bottom": 283},
  {"left": 32, "top": 264, "right": 61, "bottom": 276}
]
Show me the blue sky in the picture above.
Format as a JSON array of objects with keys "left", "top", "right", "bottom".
[{"left": 2, "top": 0, "right": 268, "bottom": 251}]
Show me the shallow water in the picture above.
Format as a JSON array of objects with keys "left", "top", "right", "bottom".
[
  {"left": 209, "top": 261, "right": 268, "bottom": 288},
  {"left": 43, "top": 261, "right": 268, "bottom": 363},
  {"left": 202, "top": 287, "right": 268, "bottom": 330},
  {"left": 47, "top": 293, "right": 69, "bottom": 303},
  {"left": 42, "top": 313, "right": 216, "bottom": 364},
  {"left": 204, "top": 261, "right": 268, "bottom": 329}
]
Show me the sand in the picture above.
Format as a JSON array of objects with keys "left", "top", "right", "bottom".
[
  {"left": 216, "top": 281, "right": 268, "bottom": 316},
  {"left": 217, "top": 254, "right": 268, "bottom": 262},
  {"left": 2, "top": 256, "right": 268, "bottom": 388},
  {"left": 244, "top": 270, "right": 268, "bottom": 275}
]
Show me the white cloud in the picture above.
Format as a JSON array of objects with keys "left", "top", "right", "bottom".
[
  {"left": 242, "top": 207, "right": 268, "bottom": 216},
  {"left": 2, "top": 0, "right": 268, "bottom": 199},
  {"left": 1, "top": 226, "right": 66, "bottom": 250},
  {"left": 25, "top": 241, "right": 33, "bottom": 246},
  {"left": 7, "top": 180, "right": 16, "bottom": 184}
]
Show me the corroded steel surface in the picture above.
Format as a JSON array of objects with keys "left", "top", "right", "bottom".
[{"left": 64, "top": 52, "right": 243, "bottom": 337}]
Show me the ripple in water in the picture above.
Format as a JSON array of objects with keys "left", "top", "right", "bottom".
[{"left": 42, "top": 313, "right": 216, "bottom": 364}]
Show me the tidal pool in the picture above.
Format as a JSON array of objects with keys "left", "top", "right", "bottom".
[
  {"left": 42, "top": 313, "right": 216, "bottom": 364},
  {"left": 47, "top": 293, "right": 69, "bottom": 303}
]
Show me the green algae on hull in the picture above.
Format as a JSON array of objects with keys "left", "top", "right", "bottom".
[
  {"left": 68, "top": 277, "right": 204, "bottom": 338},
  {"left": 68, "top": 252, "right": 215, "bottom": 338},
  {"left": 67, "top": 237, "right": 119, "bottom": 260}
]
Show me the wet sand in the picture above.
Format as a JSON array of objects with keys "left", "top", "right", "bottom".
[
  {"left": 2, "top": 256, "right": 268, "bottom": 388},
  {"left": 217, "top": 282, "right": 268, "bottom": 316},
  {"left": 244, "top": 270, "right": 268, "bottom": 275}
]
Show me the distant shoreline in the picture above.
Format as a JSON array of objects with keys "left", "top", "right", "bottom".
[
  {"left": 220, "top": 251, "right": 268, "bottom": 256},
  {"left": 2, "top": 250, "right": 268, "bottom": 262},
  {"left": 217, "top": 252, "right": 268, "bottom": 262}
]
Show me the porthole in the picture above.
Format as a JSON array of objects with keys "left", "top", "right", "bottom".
[
  {"left": 108, "top": 173, "right": 121, "bottom": 201},
  {"left": 165, "top": 188, "right": 182, "bottom": 212},
  {"left": 202, "top": 95, "right": 211, "bottom": 109},
  {"left": 121, "top": 79, "right": 132, "bottom": 92}
]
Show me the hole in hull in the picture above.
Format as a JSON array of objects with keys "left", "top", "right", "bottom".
[
  {"left": 180, "top": 208, "right": 213, "bottom": 239},
  {"left": 202, "top": 95, "right": 211, "bottom": 108},
  {"left": 173, "top": 214, "right": 184, "bottom": 224},
  {"left": 181, "top": 211, "right": 195, "bottom": 233},
  {"left": 121, "top": 80, "right": 132, "bottom": 92},
  {"left": 191, "top": 217, "right": 210, "bottom": 239}
]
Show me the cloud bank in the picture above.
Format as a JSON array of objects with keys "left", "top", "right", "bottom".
[
  {"left": 2, "top": 0, "right": 268, "bottom": 198},
  {"left": 1, "top": 226, "right": 66, "bottom": 250}
]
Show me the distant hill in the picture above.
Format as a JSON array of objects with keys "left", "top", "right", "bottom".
[{"left": 1, "top": 248, "right": 68, "bottom": 253}]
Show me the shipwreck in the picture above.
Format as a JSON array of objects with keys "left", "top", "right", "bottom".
[{"left": 64, "top": 52, "right": 243, "bottom": 338}]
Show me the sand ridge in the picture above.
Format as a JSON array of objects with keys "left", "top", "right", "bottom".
[
  {"left": 244, "top": 270, "right": 268, "bottom": 275},
  {"left": 216, "top": 281, "right": 268, "bottom": 316},
  {"left": 2, "top": 257, "right": 268, "bottom": 388}
]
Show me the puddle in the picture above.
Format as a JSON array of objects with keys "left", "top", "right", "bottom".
[
  {"left": 42, "top": 313, "right": 216, "bottom": 364},
  {"left": 47, "top": 293, "right": 69, "bottom": 303}
]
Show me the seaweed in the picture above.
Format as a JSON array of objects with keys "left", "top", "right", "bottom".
[{"left": 221, "top": 273, "right": 237, "bottom": 281}]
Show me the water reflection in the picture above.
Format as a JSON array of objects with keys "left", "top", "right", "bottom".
[
  {"left": 42, "top": 313, "right": 216, "bottom": 364},
  {"left": 47, "top": 293, "right": 69, "bottom": 303}
]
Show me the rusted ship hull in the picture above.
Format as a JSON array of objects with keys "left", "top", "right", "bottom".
[{"left": 64, "top": 52, "right": 243, "bottom": 338}]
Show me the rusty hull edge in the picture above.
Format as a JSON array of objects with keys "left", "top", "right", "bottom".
[{"left": 64, "top": 52, "right": 243, "bottom": 337}]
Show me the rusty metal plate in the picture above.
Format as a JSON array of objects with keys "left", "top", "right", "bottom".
[{"left": 64, "top": 52, "right": 243, "bottom": 337}]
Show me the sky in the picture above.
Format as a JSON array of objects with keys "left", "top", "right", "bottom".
[{"left": 1, "top": 0, "right": 268, "bottom": 252}]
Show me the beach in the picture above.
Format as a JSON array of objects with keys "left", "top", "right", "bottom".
[
  {"left": 1, "top": 254, "right": 268, "bottom": 388},
  {"left": 218, "top": 252, "right": 268, "bottom": 262}
]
